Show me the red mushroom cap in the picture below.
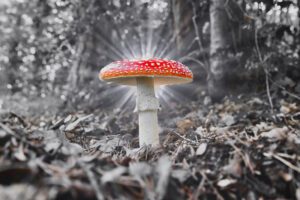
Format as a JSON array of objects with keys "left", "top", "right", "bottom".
[{"left": 99, "top": 58, "right": 193, "bottom": 85}]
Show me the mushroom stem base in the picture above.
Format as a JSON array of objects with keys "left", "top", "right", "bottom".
[
  {"left": 136, "top": 77, "right": 159, "bottom": 146},
  {"left": 138, "top": 110, "right": 159, "bottom": 146}
]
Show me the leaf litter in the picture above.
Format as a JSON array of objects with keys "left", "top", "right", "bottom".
[{"left": 0, "top": 94, "right": 300, "bottom": 200}]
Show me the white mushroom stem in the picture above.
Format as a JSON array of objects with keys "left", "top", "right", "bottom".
[{"left": 136, "top": 77, "right": 160, "bottom": 146}]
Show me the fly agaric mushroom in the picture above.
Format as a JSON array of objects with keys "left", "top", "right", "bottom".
[{"left": 99, "top": 59, "right": 193, "bottom": 146}]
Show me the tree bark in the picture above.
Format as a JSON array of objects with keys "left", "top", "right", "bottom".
[
  {"left": 68, "top": 34, "right": 87, "bottom": 91},
  {"left": 208, "top": 0, "right": 240, "bottom": 101},
  {"left": 67, "top": 0, "right": 94, "bottom": 92},
  {"left": 298, "top": 0, "right": 300, "bottom": 29},
  {"left": 7, "top": 14, "right": 22, "bottom": 93},
  {"left": 172, "top": 0, "right": 193, "bottom": 54}
]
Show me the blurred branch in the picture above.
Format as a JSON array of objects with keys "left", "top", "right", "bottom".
[
  {"left": 268, "top": 73, "right": 300, "bottom": 101},
  {"left": 78, "top": 161, "right": 104, "bottom": 200},
  {"left": 190, "top": 0, "right": 209, "bottom": 70},
  {"left": 255, "top": 27, "right": 274, "bottom": 113},
  {"left": 170, "top": 129, "right": 200, "bottom": 145},
  {"left": 179, "top": 56, "right": 208, "bottom": 75},
  {"left": 255, "top": 23, "right": 300, "bottom": 103}
]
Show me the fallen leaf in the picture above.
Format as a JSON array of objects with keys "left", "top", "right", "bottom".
[
  {"left": 261, "top": 127, "right": 289, "bottom": 141},
  {"left": 171, "top": 169, "right": 191, "bottom": 183},
  {"left": 176, "top": 119, "right": 193, "bottom": 134},
  {"left": 65, "top": 114, "right": 93, "bottom": 132},
  {"left": 101, "top": 167, "right": 127, "bottom": 184},
  {"left": 155, "top": 155, "right": 172, "bottom": 200},
  {"left": 129, "top": 162, "right": 152, "bottom": 177},
  {"left": 0, "top": 184, "right": 37, "bottom": 200},
  {"left": 14, "top": 145, "right": 27, "bottom": 162},
  {"left": 64, "top": 115, "right": 73, "bottom": 123},
  {"left": 221, "top": 114, "right": 235, "bottom": 126},
  {"left": 196, "top": 143, "right": 208, "bottom": 156},
  {"left": 280, "top": 100, "right": 299, "bottom": 114},
  {"left": 61, "top": 142, "right": 83, "bottom": 155},
  {"left": 217, "top": 179, "right": 237, "bottom": 189},
  {"left": 223, "top": 153, "right": 243, "bottom": 177},
  {"left": 279, "top": 171, "right": 293, "bottom": 182},
  {"left": 195, "top": 126, "right": 209, "bottom": 137},
  {"left": 247, "top": 97, "right": 264, "bottom": 105}
]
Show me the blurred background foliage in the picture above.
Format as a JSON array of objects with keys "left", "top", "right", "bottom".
[{"left": 0, "top": 0, "right": 299, "bottom": 111}]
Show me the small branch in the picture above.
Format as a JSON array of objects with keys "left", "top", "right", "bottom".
[
  {"left": 254, "top": 28, "right": 274, "bottom": 113},
  {"left": 264, "top": 152, "right": 300, "bottom": 174},
  {"left": 276, "top": 152, "right": 300, "bottom": 161},
  {"left": 269, "top": 78, "right": 300, "bottom": 101},
  {"left": 190, "top": 1, "right": 209, "bottom": 70},
  {"left": 170, "top": 130, "right": 200, "bottom": 145},
  {"left": 192, "top": 171, "right": 206, "bottom": 200},
  {"left": 179, "top": 56, "right": 208, "bottom": 75},
  {"left": 199, "top": 171, "right": 225, "bottom": 200},
  {"left": 265, "top": 69, "right": 274, "bottom": 112},
  {"left": 0, "top": 122, "right": 15, "bottom": 136},
  {"left": 262, "top": 65, "right": 300, "bottom": 101},
  {"left": 78, "top": 162, "right": 104, "bottom": 200}
]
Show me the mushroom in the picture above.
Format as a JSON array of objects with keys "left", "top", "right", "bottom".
[{"left": 99, "top": 59, "right": 193, "bottom": 146}]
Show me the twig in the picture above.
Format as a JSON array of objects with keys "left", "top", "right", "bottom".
[
  {"left": 269, "top": 78, "right": 300, "bottom": 101},
  {"left": 192, "top": 171, "right": 206, "bottom": 200},
  {"left": 0, "top": 122, "right": 47, "bottom": 154},
  {"left": 199, "top": 171, "right": 225, "bottom": 200},
  {"left": 190, "top": 0, "right": 209, "bottom": 70},
  {"left": 179, "top": 56, "right": 208, "bottom": 74},
  {"left": 254, "top": 27, "right": 274, "bottom": 113},
  {"left": 276, "top": 152, "right": 300, "bottom": 161},
  {"left": 255, "top": 29, "right": 300, "bottom": 104},
  {"left": 261, "top": 65, "right": 300, "bottom": 101},
  {"left": 178, "top": 50, "right": 199, "bottom": 62},
  {"left": 265, "top": 70, "right": 274, "bottom": 112},
  {"left": 78, "top": 162, "right": 104, "bottom": 200},
  {"left": 273, "top": 154, "right": 300, "bottom": 173},
  {"left": 264, "top": 152, "right": 300, "bottom": 174},
  {"left": 0, "top": 122, "right": 15, "bottom": 135},
  {"left": 224, "top": 134, "right": 255, "bottom": 174},
  {"left": 170, "top": 130, "right": 200, "bottom": 145}
]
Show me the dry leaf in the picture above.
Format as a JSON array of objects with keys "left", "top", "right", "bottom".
[
  {"left": 261, "top": 127, "right": 289, "bottom": 141},
  {"left": 279, "top": 171, "right": 293, "bottom": 182},
  {"left": 176, "top": 119, "right": 193, "bottom": 134},
  {"left": 14, "top": 149, "right": 27, "bottom": 162},
  {"left": 196, "top": 143, "right": 207, "bottom": 156},
  {"left": 217, "top": 179, "right": 237, "bottom": 189},
  {"left": 101, "top": 167, "right": 127, "bottom": 184},
  {"left": 155, "top": 156, "right": 172, "bottom": 200},
  {"left": 223, "top": 153, "right": 242, "bottom": 177},
  {"left": 221, "top": 114, "right": 235, "bottom": 126},
  {"left": 65, "top": 114, "right": 93, "bottom": 132}
]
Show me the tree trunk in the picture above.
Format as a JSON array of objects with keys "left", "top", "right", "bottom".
[
  {"left": 172, "top": 0, "right": 193, "bottom": 54},
  {"left": 67, "top": 0, "right": 94, "bottom": 92},
  {"left": 298, "top": 0, "right": 300, "bottom": 28},
  {"left": 7, "top": 14, "right": 22, "bottom": 93},
  {"left": 208, "top": 0, "right": 240, "bottom": 101},
  {"left": 172, "top": 0, "right": 184, "bottom": 52},
  {"left": 68, "top": 34, "right": 87, "bottom": 91}
]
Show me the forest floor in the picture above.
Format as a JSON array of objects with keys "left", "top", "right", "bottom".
[{"left": 0, "top": 85, "right": 300, "bottom": 200}]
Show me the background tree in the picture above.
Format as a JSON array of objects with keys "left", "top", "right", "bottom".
[
  {"left": 0, "top": 0, "right": 299, "bottom": 106},
  {"left": 208, "top": 0, "right": 248, "bottom": 100}
]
